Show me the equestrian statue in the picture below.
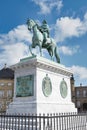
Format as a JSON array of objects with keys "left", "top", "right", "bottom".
[{"left": 27, "top": 19, "right": 60, "bottom": 63}]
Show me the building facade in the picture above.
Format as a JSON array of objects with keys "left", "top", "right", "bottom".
[
  {"left": 70, "top": 75, "right": 87, "bottom": 112},
  {"left": 75, "top": 85, "right": 87, "bottom": 112},
  {"left": 0, "top": 65, "right": 14, "bottom": 113}
]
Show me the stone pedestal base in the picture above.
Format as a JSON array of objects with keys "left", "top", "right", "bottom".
[
  {"left": 7, "top": 101, "right": 76, "bottom": 114},
  {"left": 7, "top": 56, "right": 77, "bottom": 114}
]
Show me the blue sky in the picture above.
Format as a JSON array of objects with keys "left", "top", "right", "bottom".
[{"left": 0, "top": 0, "right": 87, "bottom": 86}]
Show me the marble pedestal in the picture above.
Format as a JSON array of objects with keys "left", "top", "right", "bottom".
[{"left": 7, "top": 56, "right": 77, "bottom": 114}]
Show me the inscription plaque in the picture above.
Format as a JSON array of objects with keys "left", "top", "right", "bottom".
[{"left": 16, "top": 75, "right": 34, "bottom": 97}]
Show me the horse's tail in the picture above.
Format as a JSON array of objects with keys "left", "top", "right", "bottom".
[{"left": 55, "top": 46, "right": 60, "bottom": 63}]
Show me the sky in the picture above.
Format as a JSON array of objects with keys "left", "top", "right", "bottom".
[{"left": 0, "top": 0, "right": 87, "bottom": 86}]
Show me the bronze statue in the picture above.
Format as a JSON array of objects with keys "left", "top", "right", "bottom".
[{"left": 27, "top": 19, "right": 60, "bottom": 63}]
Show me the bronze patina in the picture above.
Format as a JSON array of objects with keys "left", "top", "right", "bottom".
[{"left": 27, "top": 19, "right": 60, "bottom": 63}]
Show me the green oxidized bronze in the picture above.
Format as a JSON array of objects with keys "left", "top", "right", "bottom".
[
  {"left": 27, "top": 19, "right": 60, "bottom": 63},
  {"left": 42, "top": 74, "right": 52, "bottom": 97},
  {"left": 16, "top": 75, "right": 34, "bottom": 97},
  {"left": 60, "top": 79, "right": 68, "bottom": 98}
]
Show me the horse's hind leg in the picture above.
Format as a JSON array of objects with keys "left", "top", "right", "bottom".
[
  {"left": 51, "top": 47, "right": 55, "bottom": 61},
  {"left": 29, "top": 45, "right": 35, "bottom": 56},
  {"left": 55, "top": 47, "right": 60, "bottom": 63},
  {"left": 39, "top": 45, "right": 42, "bottom": 56},
  {"left": 48, "top": 47, "right": 54, "bottom": 61}
]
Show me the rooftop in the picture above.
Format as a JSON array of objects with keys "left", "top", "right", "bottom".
[{"left": 0, "top": 64, "right": 14, "bottom": 79}]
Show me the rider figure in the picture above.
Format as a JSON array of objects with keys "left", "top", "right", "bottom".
[{"left": 39, "top": 20, "right": 50, "bottom": 45}]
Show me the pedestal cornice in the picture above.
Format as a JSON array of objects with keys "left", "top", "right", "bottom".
[{"left": 10, "top": 56, "right": 72, "bottom": 77}]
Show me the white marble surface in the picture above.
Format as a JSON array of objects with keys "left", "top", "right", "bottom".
[{"left": 7, "top": 56, "right": 77, "bottom": 114}]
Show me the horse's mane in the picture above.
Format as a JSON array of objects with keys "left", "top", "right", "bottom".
[
  {"left": 35, "top": 23, "right": 40, "bottom": 29},
  {"left": 35, "top": 23, "right": 43, "bottom": 33}
]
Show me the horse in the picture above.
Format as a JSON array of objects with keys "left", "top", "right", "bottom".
[{"left": 27, "top": 19, "right": 60, "bottom": 63}]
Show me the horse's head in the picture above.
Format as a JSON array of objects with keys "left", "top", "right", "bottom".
[{"left": 27, "top": 19, "right": 36, "bottom": 31}]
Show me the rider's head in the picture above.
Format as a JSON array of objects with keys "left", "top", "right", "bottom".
[{"left": 42, "top": 20, "right": 47, "bottom": 24}]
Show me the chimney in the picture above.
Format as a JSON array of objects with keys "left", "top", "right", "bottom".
[{"left": 4, "top": 63, "right": 7, "bottom": 69}]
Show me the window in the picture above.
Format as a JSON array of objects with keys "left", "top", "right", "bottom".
[
  {"left": 0, "top": 91, "right": 4, "bottom": 98},
  {"left": 0, "top": 83, "right": 4, "bottom": 86},
  {"left": 83, "top": 90, "right": 87, "bottom": 97},
  {"left": 77, "top": 101, "right": 80, "bottom": 107},
  {"left": 7, "top": 90, "right": 12, "bottom": 97},
  {"left": 77, "top": 90, "right": 80, "bottom": 97},
  {"left": 6, "top": 101, "right": 10, "bottom": 109},
  {"left": 0, "top": 103, "right": 2, "bottom": 110},
  {"left": 8, "top": 83, "right": 12, "bottom": 86}
]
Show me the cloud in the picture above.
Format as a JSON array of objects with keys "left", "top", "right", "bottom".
[
  {"left": 68, "top": 65, "right": 87, "bottom": 85},
  {"left": 0, "top": 43, "right": 29, "bottom": 65},
  {"left": 32, "top": 0, "right": 63, "bottom": 14},
  {"left": 54, "top": 12, "right": 87, "bottom": 42},
  {"left": 59, "top": 45, "right": 80, "bottom": 55},
  {"left": 71, "top": 65, "right": 87, "bottom": 80},
  {"left": 0, "top": 25, "right": 32, "bottom": 44},
  {"left": 0, "top": 25, "right": 32, "bottom": 68}
]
